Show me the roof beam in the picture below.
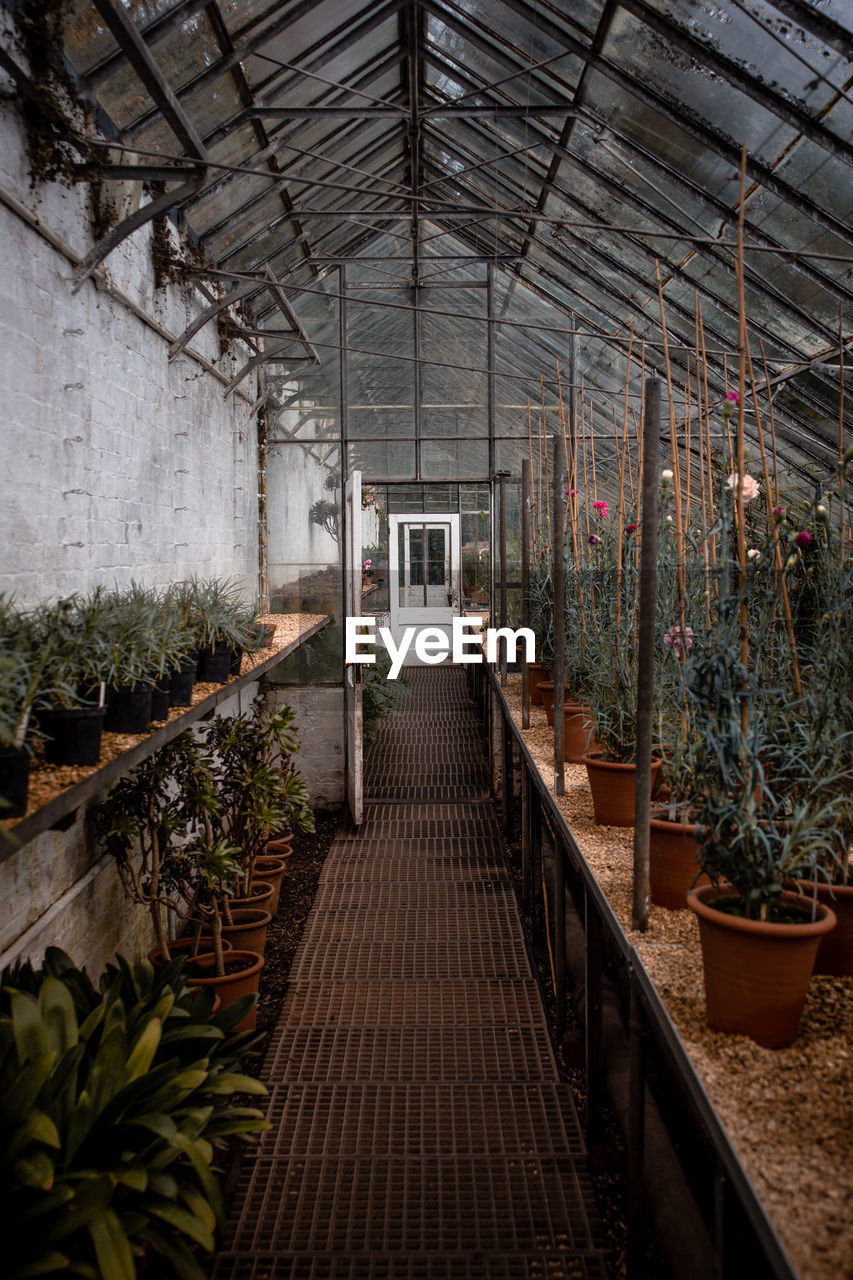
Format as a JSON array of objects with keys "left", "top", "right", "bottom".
[
  {"left": 752, "top": 0, "right": 853, "bottom": 63},
  {"left": 89, "top": 0, "right": 208, "bottom": 160}
]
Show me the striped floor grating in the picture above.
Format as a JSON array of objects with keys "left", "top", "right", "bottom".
[{"left": 212, "top": 666, "right": 608, "bottom": 1279}]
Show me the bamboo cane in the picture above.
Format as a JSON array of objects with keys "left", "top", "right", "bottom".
[
  {"left": 734, "top": 142, "right": 750, "bottom": 741},
  {"left": 695, "top": 295, "right": 712, "bottom": 632},
  {"left": 839, "top": 303, "right": 847, "bottom": 559},
  {"left": 697, "top": 300, "right": 716, "bottom": 570},
  {"left": 540, "top": 375, "right": 551, "bottom": 544},
  {"left": 527, "top": 398, "right": 537, "bottom": 557},
  {"left": 655, "top": 261, "right": 688, "bottom": 652}
]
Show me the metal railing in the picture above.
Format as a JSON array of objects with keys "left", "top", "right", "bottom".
[{"left": 474, "top": 663, "right": 800, "bottom": 1280}]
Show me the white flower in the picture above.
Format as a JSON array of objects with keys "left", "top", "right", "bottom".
[
  {"left": 665, "top": 514, "right": 673, "bottom": 523},
  {"left": 661, "top": 469, "right": 673, "bottom": 481},
  {"left": 726, "top": 472, "right": 761, "bottom": 502},
  {"left": 747, "top": 548, "right": 761, "bottom": 561}
]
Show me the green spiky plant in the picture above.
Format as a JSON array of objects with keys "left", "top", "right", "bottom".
[{"left": 0, "top": 946, "right": 268, "bottom": 1280}]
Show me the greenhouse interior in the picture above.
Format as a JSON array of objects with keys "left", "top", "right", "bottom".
[{"left": 0, "top": 0, "right": 851, "bottom": 1277}]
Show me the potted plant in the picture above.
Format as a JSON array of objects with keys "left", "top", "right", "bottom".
[
  {"left": 684, "top": 475, "right": 840, "bottom": 1047},
  {"left": 179, "top": 578, "right": 253, "bottom": 683},
  {"left": 33, "top": 594, "right": 110, "bottom": 765},
  {"left": 1, "top": 945, "right": 268, "bottom": 1280},
  {"left": 0, "top": 600, "right": 57, "bottom": 817}
]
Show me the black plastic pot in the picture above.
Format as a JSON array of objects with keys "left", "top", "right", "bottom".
[
  {"left": 196, "top": 641, "right": 231, "bottom": 683},
  {"left": 41, "top": 706, "right": 106, "bottom": 766},
  {"left": 150, "top": 675, "right": 171, "bottom": 722},
  {"left": 228, "top": 645, "right": 244, "bottom": 677},
  {"left": 104, "top": 685, "right": 153, "bottom": 734},
  {"left": 0, "top": 744, "right": 30, "bottom": 819},
  {"left": 169, "top": 655, "right": 198, "bottom": 707}
]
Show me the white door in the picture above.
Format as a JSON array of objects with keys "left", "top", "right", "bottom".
[
  {"left": 388, "top": 514, "right": 461, "bottom": 664},
  {"left": 344, "top": 470, "right": 363, "bottom": 824}
]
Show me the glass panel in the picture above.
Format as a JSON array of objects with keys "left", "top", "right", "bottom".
[{"left": 349, "top": 440, "right": 416, "bottom": 478}]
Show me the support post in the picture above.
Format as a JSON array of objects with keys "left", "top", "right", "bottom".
[
  {"left": 499, "top": 470, "right": 508, "bottom": 685},
  {"left": 521, "top": 457, "right": 531, "bottom": 728},
  {"left": 552, "top": 441, "right": 566, "bottom": 794},
  {"left": 530, "top": 788, "right": 545, "bottom": 948},
  {"left": 632, "top": 377, "right": 662, "bottom": 931},
  {"left": 521, "top": 766, "right": 532, "bottom": 908}
]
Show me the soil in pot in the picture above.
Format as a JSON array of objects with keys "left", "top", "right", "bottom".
[
  {"left": 0, "top": 744, "right": 30, "bottom": 819},
  {"left": 222, "top": 907, "right": 272, "bottom": 957},
  {"left": 186, "top": 949, "right": 265, "bottom": 1032},
  {"left": 266, "top": 836, "right": 294, "bottom": 860},
  {"left": 798, "top": 879, "right": 853, "bottom": 977},
  {"left": 196, "top": 641, "right": 231, "bottom": 683},
  {"left": 41, "top": 705, "right": 105, "bottom": 766},
  {"left": 649, "top": 809, "right": 710, "bottom": 910},
  {"left": 252, "top": 855, "right": 287, "bottom": 914},
  {"left": 148, "top": 935, "right": 233, "bottom": 969},
  {"left": 104, "top": 685, "right": 153, "bottom": 734},
  {"left": 169, "top": 655, "right": 198, "bottom": 707},
  {"left": 687, "top": 885, "right": 836, "bottom": 1049},
  {"left": 582, "top": 752, "right": 663, "bottom": 827}
]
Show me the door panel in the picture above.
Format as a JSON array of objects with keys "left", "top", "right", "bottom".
[{"left": 388, "top": 514, "right": 461, "bottom": 664}]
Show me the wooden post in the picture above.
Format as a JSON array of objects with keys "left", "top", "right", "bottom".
[
  {"left": 521, "top": 457, "right": 531, "bottom": 728},
  {"left": 632, "top": 378, "right": 662, "bottom": 932},
  {"left": 552, "top": 441, "right": 566, "bottom": 796}
]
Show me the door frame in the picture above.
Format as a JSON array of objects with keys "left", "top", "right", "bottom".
[{"left": 387, "top": 512, "right": 461, "bottom": 646}]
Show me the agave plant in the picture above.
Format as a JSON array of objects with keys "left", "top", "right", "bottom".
[{"left": 0, "top": 947, "right": 267, "bottom": 1280}]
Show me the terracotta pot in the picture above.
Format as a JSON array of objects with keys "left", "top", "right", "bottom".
[
  {"left": 582, "top": 752, "right": 663, "bottom": 827},
  {"left": 528, "top": 665, "right": 551, "bottom": 707},
  {"left": 649, "top": 810, "right": 710, "bottom": 910},
  {"left": 538, "top": 682, "right": 560, "bottom": 726},
  {"left": 230, "top": 880, "right": 274, "bottom": 913},
  {"left": 798, "top": 879, "right": 853, "bottom": 977},
  {"left": 185, "top": 949, "right": 265, "bottom": 1032},
  {"left": 562, "top": 702, "right": 594, "bottom": 763},
  {"left": 147, "top": 935, "right": 232, "bottom": 969},
  {"left": 266, "top": 836, "right": 294, "bottom": 860},
  {"left": 221, "top": 907, "right": 272, "bottom": 957},
  {"left": 252, "top": 855, "right": 287, "bottom": 914},
  {"left": 687, "top": 885, "right": 836, "bottom": 1049}
]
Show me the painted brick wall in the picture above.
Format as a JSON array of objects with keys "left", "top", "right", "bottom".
[{"left": 0, "top": 98, "right": 260, "bottom": 607}]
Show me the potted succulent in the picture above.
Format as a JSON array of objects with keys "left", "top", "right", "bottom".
[{"left": 178, "top": 578, "right": 253, "bottom": 683}]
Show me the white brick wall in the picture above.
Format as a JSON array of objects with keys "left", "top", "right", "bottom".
[{"left": 0, "top": 95, "right": 260, "bottom": 607}]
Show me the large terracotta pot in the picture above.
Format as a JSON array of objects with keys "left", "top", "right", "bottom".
[
  {"left": 649, "top": 810, "right": 710, "bottom": 910},
  {"left": 537, "top": 682, "right": 561, "bottom": 727},
  {"left": 582, "top": 752, "right": 662, "bottom": 827},
  {"left": 562, "top": 702, "right": 594, "bottom": 763},
  {"left": 252, "top": 855, "right": 288, "bottom": 914},
  {"left": 687, "top": 885, "right": 836, "bottom": 1049},
  {"left": 186, "top": 949, "right": 265, "bottom": 1032},
  {"left": 798, "top": 879, "right": 853, "bottom": 977},
  {"left": 147, "top": 935, "right": 232, "bottom": 969},
  {"left": 528, "top": 665, "right": 551, "bottom": 707},
  {"left": 230, "top": 880, "right": 274, "bottom": 913},
  {"left": 221, "top": 907, "right": 272, "bottom": 957}
]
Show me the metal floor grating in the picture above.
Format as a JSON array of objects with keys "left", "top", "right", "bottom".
[
  {"left": 278, "top": 980, "right": 546, "bottom": 1027},
  {"left": 212, "top": 666, "right": 608, "bottom": 1279}
]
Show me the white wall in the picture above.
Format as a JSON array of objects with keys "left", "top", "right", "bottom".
[
  {"left": 0, "top": 87, "right": 259, "bottom": 607},
  {"left": 0, "top": 72, "right": 264, "bottom": 976}
]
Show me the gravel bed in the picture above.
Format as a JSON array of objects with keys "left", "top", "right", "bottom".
[{"left": 502, "top": 674, "right": 853, "bottom": 1280}]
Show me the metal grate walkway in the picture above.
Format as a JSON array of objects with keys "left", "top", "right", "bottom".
[{"left": 213, "top": 667, "right": 608, "bottom": 1280}]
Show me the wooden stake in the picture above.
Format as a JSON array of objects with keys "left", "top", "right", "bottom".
[
  {"left": 734, "top": 142, "right": 750, "bottom": 739},
  {"left": 655, "top": 261, "right": 688, "bottom": 652}
]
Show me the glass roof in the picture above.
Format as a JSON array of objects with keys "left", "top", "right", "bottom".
[{"left": 45, "top": 0, "right": 853, "bottom": 487}]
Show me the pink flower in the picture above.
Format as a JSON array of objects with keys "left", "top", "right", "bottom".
[
  {"left": 588, "top": 534, "right": 601, "bottom": 546},
  {"left": 723, "top": 390, "right": 740, "bottom": 418},
  {"left": 794, "top": 530, "right": 813, "bottom": 549},
  {"left": 773, "top": 505, "right": 784, "bottom": 519},
  {"left": 726, "top": 472, "right": 760, "bottom": 502},
  {"left": 625, "top": 523, "right": 637, "bottom": 535},
  {"left": 592, "top": 499, "right": 608, "bottom": 518},
  {"left": 663, "top": 624, "right": 694, "bottom": 657},
  {"left": 747, "top": 548, "right": 761, "bottom": 562},
  {"left": 725, "top": 391, "right": 740, "bottom": 403}
]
